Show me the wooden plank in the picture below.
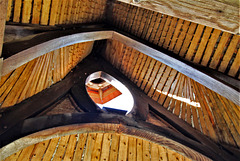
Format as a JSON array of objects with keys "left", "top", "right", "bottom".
[
  {"left": 118, "top": 135, "right": 129, "bottom": 161},
  {"left": 173, "top": 20, "right": 190, "bottom": 54},
  {"left": 144, "top": 61, "right": 161, "bottom": 94},
  {"left": 209, "top": 32, "right": 231, "bottom": 69},
  {"left": 13, "top": 0, "right": 22, "bottom": 22},
  {"left": 63, "top": 134, "right": 78, "bottom": 161},
  {"left": 22, "top": 0, "right": 32, "bottom": 23},
  {"left": 99, "top": 133, "right": 111, "bottom": 161},
  {"left": 7, "top": 0, "right": 13, "bottom": 21},
  {"left": 228, "top": 49, "right": 240, "bottom": 77},
  {"left": 2, "top": 31, "right": 113, "bottom": 76},
  {"left": 117, "top": 0, "right": 239, "bottom": 34},
  {"left": 49, "top": 0, "right": 60, "bottom": 25},
  {"left": 52, "top": 135, "right": 70, "bottom": 161},
  {"left": 150, "top": 143, "right": 159, "bottom": 161},
  {"left": 153, "top": 14, "right": 167, "bottom": 45},
  {"left": 168, "top": 19, "right": 184, "bottom": 51},
  {"left": 72, "top": 133, "right": 88, "bottom": 161},
  {"left": 32, "top": 0, "right": 42, "bottom": 24},
  {"left": 147, "top": 63, "right": 166, "bottom": 97},
  {"left": 109, "top": 134, "right": 120, "bottom": 161},
  {"left": 193, "top": 26, "right": 213, "bottom": 64},
  {"left": 163, "top": 17, "right": 178, "bottom": 49},
  {"left": 16, "top": 144, "right": 35, "bottom": 160},
  {"left": 178, "top": 23, "right": 197, "bottom": 56},
  {"left": 185, "top": 24, "right": 205, "bottom": 61},
  {"left": 136, "top": 138, "right": 143, "bottom": 161},
  {"left": 158, "top": 16, "right": 172, "bottom": 46},
  {"left": 1, "top": 60, "right": 36, "bottom": 107},
  {"left": 42, "top": 137, "right": 60, "bottom": 161},
  {"left": 128, "top": 137, "right": 137, "bottom": 161},
  {"left": 137, "top": 56, "right": 152, "bottom": 87},
  {"left": 91, "top": 133, "right": 104, "bottom": 161},
  {"left": 148, "top": 13, "right": 162, "bottom": 43},
  {"left": 145, "top": 11, "right": 158, "bottom": 41},
  {"left": 201, "top": 29, "right": 221, "bottom": 66},
  {"left": 142, "top": 140, "right": 150, "bottom": 161},
  {"left": 40, "top": 0, "right": 51, "bottom": 25},
  {"left": 112, "top": 32, "right": 240, "bottom": 105},
  {"left": 158, "top": 145, "right": 168, "bottom": 161},
  {"left": 4, "top": 150, "right": 22, "bottom": 161},
  {"left": 83, "top": 133, "right": 97, "bottom": 161},
  {"left": 218, "top": 35, "right": 239, "bottom": 72},
  {"left": 0, "top": 58, "right": 3, "bottom": 81},
  {"left": 140, "top": 59, "right": 156, "bottom": 90},
  {"left": 31, "top": 140, "right": 50, "bottom": 161}
]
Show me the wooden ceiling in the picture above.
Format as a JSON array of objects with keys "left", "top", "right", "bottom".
[
  {"left": 0, "top": 0, "right": 239, "bottom": 160},
  {"left": 3, "top": 132, "right": 194, "bottom": 161}
]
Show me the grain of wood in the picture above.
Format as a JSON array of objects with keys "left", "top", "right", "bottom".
[
  {"left": 22, "top": 0, "right": 32, "bottom": 23},
  {"left": 201, "top": 29, "right": 221, "bottom": 66},
  {"left": 91, "top": 133, "right": 104, "bottom": 161},
  {"left": 52, "top": 135, "right": 70, "bottom": 161},
  {"left": 40, "top": 0, "right": 51, "bottom": 25},
  {"left": 13, "top": 0, "right": 22, "bottom": 22},
  {"left": 7, "top": 0, "right": 13, "bottom": 21},
  {"left": 63, "top": 134, "right": 78, "bottom": 161},
  {"left": 83, "top": 133, "right": 97, "bottom": 161},
  {"left": 49, "top": 0, "right": 60, "bottom": 25},
  {"left": 32, "top": 0, "right": 42, "bottom": 24},
  {"left": 218, "top": 35, "right": 239, "bottom": 72},
  {"left": 209, "top": 32, "right": 231, "bottom": 69},
  {"left": 4, "top": 151, "right": 22, "bottom": 161},
  {"left": 42, "top": 137, "right": 60, "bottom": 161},
  {"left": 31, "top": 140, "right": 50, "bottom": 161},
  {"left": 168, "top": 19, "right": 184, "bottom": 51},
  {"left": 193, "top": 26, "right": 213, "bottom": 63},
  {"left": 109, "top": 134, "right": 120, "bottom": 161},
  {"left": 158, "top": 145, "right": 168, "bottom": 161},
  {"left": 16, "top": 144, "right": 35, "bottom": 161},
  {"left": 228, "top": 49, "right": 240, "bottom": 77},
  {"left": 99, "top": 133, "right": 111, "bottom": 161},
  {"left": 118, "top": 135, "right": 129, "bottom": 161},
  {"left": 185, "top": 25, "right": 205, "bottom": 61},
  {"left": 136, "top": 139, "right": 143, "bottom": 161},
  {"left": 72, "top": 133, "right": 88, "bottom": 161},
  {"left": 128, "top": 137, "right": 137, "bottom": 161}
]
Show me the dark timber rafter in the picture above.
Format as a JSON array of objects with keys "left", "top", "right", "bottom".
[{"left": 2, "top": 25, "right": 239, "bottom": 106}]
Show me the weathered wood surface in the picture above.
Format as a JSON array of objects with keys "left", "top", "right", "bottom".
[
  {"left": 1, "top": 28, "right": 238, "bottom": 106},
  {"left": 2, "top": 30, "right": 113, "bottom": 76},
  {"left": 103, "top": 39, "right": 240, "bottom": 148},
  {"left": 117, "top": 0, "right": 239, "bottom": 34},
  {"left": 0, "top": 0, "right": 8, "bottom": 57},
  {"left": 1, "top": 128, "right": 200, "bottom": 161},
  {"left": 0, "top": 58, "right": 2, "bottom": 81},
  {"left": 0, "top": 41, "right": 93, "bottom": 108},
  {"left": 0, "top": 55, "right": 239, "bottom": 161},
  {"left": 7, "top": 0, "right": 107, "bottom": 25},
  {"left": 109, "top": 2, "right": 240, "bottom": 79},
  {"left": 111, "top": 33, "right": 239, "bottom": 106}
]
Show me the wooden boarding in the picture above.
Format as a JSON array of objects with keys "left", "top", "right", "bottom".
[
  {"left": 117, "top": 0, "right": 239, "bottom": 34},
  {"left": 0, "top": 0, "right": 8, "bottom": 57}
]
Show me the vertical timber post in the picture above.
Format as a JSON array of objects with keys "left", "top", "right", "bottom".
[{"left": 0, "top": 0, "right": 8, "bottom": 80}]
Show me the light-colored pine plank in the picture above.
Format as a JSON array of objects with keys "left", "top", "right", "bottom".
[
  {"left": 100, "top": 133, "right": 111, "bottom": 161},
  {"left": 109, "top": 134, "right": 120, "bottom": 161},
  {"left": 209, "top": 32, "right": 231, "bottom": 69},
  {"left": 32, "top": 0, "right": 42, "bottom": 24},
  {"left": 16, "top": 144, "right": 35, "bottom": 161},
  {"left": 13, "top": 0, "right": 22, "bottom": 22},
  {"left": 168, "top": 19, "right": 184, "bottom": 51},
  {"left": 91, "top": 133, "right": 104, "bottom": 161},
  {"left": 63, "top": 134, "right": 78, "bottom": 161},
  {"left": 218, "top": 35, "right": 239, "bottom": 72},
  {"left": 118, "top": 135, "right": 129, "bottom": 161},
  {"left": 49, "top": 0, "right": 60, "bottom": 25},
  {"left": 52, "top": 135, "right": 70, "bottom": 161},
  {"left": 193, "top": 26, "right": 213, "bottom": 63},
  {"left": 72, "top": 133, "right": 88, "bottom": 161},
  {"left": 42, "top": 137, "right": 60, "bottom": 161},
  {"left": 128, "top": 137, "right": 137, "bottom": 161},
  {"left": 31, "top": 140, "right": 50, "bottom": 161},
  {"left": 185, "top": 24, "right": 205, "bottom": 61},
  {"left": 83, "top": 133, "right": 97, "bottom": 161},
  {"left": 40, "top": 0, "right": 51, "bottom": 25},
  {"left": 136, "top": 138, "right": 143, "bottom": 161},
  {"left": 22, "top": 0, "right": 32, "bottom": 23},
  {"left": 158, "top": 145, "right": 168, "bottom": 161},
  {"left": 201, "top": 29, "right": 221, "bottom": 66},
  {"left": 4, "top": 150, "right": 22, "bottom": 161},
  {"left": 228, "top": 49, "right": 240, "bottom": 77}
]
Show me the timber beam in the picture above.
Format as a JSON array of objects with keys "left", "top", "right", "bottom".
[
  {"left": 2, "top": 27, "right": 239, "bottom": 105},
  {"left": 117, "top": 0, "right": 239, "bottom": 34}
]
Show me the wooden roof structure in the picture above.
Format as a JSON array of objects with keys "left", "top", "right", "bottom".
[{"left": 0, "top": 0, "right": 239, "bottom": 160}]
